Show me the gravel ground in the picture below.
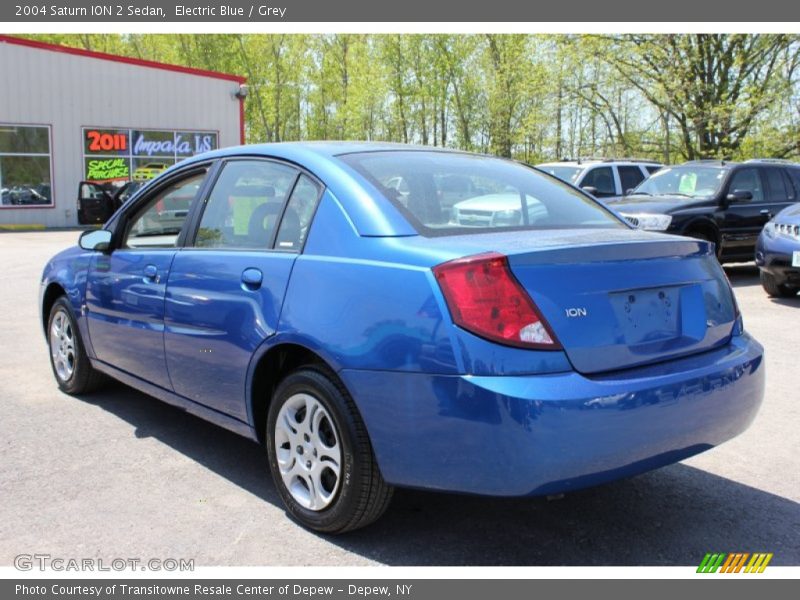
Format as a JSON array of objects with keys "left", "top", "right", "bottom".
[{"left": 0, "top": 230, "right": 797, "bottom": 566}]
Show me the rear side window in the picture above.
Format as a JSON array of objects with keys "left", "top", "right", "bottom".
[
  {"left": 275, "top": 175, "right": 321, "bottom": 251},
  {"left": 618, "top": 166, "right": 646, "bottom": 193},
  {"left": 783, "top": 169, "right": 799, "bottom": 201},
  {"left": 764, "top": 167, "right": 790, "bottom": 202},
  {"left": 580, "top": 167, "right": 616, "bottom": 197},
  {"left": 339, "top": 151, "right": 625, "bottom": 236},
  {"left": 787, "top": 168, "right": 800, "bottom": 195},
  {"left": 195, "top": 160, "right": 298, "bottom": 249}
]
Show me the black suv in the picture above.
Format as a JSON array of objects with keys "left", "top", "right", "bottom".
[{"left": 610, "top": 159, "right": 800, "bottom": 263}]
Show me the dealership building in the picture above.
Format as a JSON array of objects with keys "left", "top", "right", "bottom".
[{"left": 0, "top": 35, "right": 245, "bottom": 228}]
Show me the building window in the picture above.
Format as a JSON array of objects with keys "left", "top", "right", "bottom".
[
  {"left": 83, "top": 127, "right": 218, "bottom": 187},
  {"left": 0, "top": 124, "right": 53, "bottom": 208}
]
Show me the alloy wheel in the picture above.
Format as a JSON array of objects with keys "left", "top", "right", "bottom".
[
  {"left": 49, "top": 309, "right": 76, "bottom": 382},
  {"left": 274, "top": 393, "right": 342, "bottom": 511}
]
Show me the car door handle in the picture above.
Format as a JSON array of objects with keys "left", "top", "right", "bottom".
[
  {"left": 241, "top": 268, "right": 263, "bottom": 289},
  {"left": 760, "top": 209, "right": 773, "bottom": 217},
  {"left": 143, "top": 264, "right": 159, "bottom": 282}
]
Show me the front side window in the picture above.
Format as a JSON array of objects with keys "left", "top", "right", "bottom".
[
  {"left": 125, "top": 171, "right": 207, "bottom": 248},
  {"left": 195, "top": 160, "right": 298, "bottom": 249},
  {"left": 0, "top": 124, "right": 53, "bottom": 207},
  {"left": 580, "top": 167, "right": 616, "bottom": 197},
  {"left": 727, "top": 168, "right": 764, "bottom": 202},
  {"left": 339, "top": 151, "right": 625, "bottom": 235}
]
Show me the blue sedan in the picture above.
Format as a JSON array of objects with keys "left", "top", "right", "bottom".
[
  {"left": 756, "top": 203, "right": 800, "bottom": 297},
  {"left": 41, "top": 143, "right": 765, "bottom": 533}
]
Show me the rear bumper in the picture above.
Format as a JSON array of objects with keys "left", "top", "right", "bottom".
[{"left": 341, "top": 333, "right": 764, "bottom": 496}]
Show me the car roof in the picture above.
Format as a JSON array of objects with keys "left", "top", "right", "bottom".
[
  {"left": 676, "top": 159, "right": 800, "bottom": 169},
  {"left": 538, "top": 159, "right": 662, "bottom": 168},
  {"left": 180, "top": 141, "right": 471, "bottom": 166}
]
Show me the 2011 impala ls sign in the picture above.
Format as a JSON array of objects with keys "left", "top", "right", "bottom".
[{"left": 133, "top": 134, "right": 215, "bottom": 157}]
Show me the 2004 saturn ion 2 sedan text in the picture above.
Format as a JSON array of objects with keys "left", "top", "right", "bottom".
[{"left": 41, "top": 143, "right": 765, "bottom": 533}]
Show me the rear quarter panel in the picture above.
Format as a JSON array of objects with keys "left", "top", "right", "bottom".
[{"left": 277, "top": 189, "right": 460, "bottom": 375}]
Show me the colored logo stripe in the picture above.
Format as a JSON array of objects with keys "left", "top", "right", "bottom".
[
  {"left": 697, "top": 553, "right": 726, "bottom": 573},
  {"left": 745, "top": 553, "right": 773, "bottom": 573},
  {"left": 697, "top": 552, "right": 773, "bottom": 573}
]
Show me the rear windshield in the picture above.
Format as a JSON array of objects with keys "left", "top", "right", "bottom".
[{"left": 339, "top": 151, "right": 625, "bottom": 236}]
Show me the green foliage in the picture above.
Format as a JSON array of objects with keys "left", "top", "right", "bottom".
[{"left": 25, "top": 33, "right": 800, "bottom": 164}]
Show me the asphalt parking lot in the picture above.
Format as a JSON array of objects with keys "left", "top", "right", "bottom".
[{"left": 1, "top": 230, "right": 798, "bottom": 567}]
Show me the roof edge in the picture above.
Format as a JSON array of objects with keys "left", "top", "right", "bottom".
[{"left": 0, "top": 35, "right": 246, "bottom": 84}]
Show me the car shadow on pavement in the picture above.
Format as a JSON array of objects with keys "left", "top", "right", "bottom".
[
  {"left": 81, "top": 381, "right": 800, "bottom": 567},
  {"left": 766, "top": 297, "right": 800, "bottom": 307},
  {"left": 724, "top": 263, "right": 760, "bottom": 288},
  {"left": 724, "top": 263, "right": 800, "bottom": 304}
]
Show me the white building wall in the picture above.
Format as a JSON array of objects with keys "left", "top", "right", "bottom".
[{"left": 0, "top": 39, "right": 242, "bottom": 227}]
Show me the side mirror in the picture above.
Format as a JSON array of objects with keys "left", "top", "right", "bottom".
[
  {"left": 625, "top": 188, "right": 635, "bottom": 196},
  {"left": 726, "top": 189, "right": 753, "bottom": 203},
  {"left": 79, "top": 229, "right": 112, "bottom": 252},
  {"left": 581, "top": 185, "right": 598, "bottom": 196}
]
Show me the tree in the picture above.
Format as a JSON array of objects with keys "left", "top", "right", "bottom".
[
  {"left": 596, "top": 34, "right": 800, "bottom": 159},
  {"left": 23, "top": 33, "right": 800, "bottom": 162}
]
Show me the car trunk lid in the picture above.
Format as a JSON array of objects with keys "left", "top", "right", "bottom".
[{"left": 499, "top": 231, "right": 737, "bottom": 374}]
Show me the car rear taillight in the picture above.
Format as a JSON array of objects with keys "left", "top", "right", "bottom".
[{"left": 433, "top": 252, "right": 561, "bottom": 350}]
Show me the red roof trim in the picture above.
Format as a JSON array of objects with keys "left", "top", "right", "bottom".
[{"left": 0, "top": 35, "right": 246, "bottom": 84}]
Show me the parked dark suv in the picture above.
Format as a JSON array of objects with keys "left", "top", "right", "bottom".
[{"left": 610, "top": 159, "right": 800, "bottom": 263}]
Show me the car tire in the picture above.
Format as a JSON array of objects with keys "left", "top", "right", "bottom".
[
  {"left": 760, "top": 271, "right": 798, "bottom": 298},
  {"left": 266, "top": 366, "right": 393, "bottom": 533},
  {"left": 47, "top": 297, "right": 106, "bottom": 394}
]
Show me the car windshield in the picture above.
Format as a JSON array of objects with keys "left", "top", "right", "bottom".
[
  {"left": 537, "top": 165, "right": 582, "bottom": 183},
  {"left": 339, "top": 151, "right": 625, "bottom": 235},
  {"left": 632, "top": 166, "right": 726, "bottom": 199}
]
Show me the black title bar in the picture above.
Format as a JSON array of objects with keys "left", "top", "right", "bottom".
[
  {"left": 5, "top": 579, "right": 797, "bottom": 600},
  {"left": 3, "top": 0, "right": 800, "bottom": 22}
]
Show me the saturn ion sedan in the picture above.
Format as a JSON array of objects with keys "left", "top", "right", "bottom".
[{"left": 41, "top": 143, "right": 765, "bottom": 533}]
